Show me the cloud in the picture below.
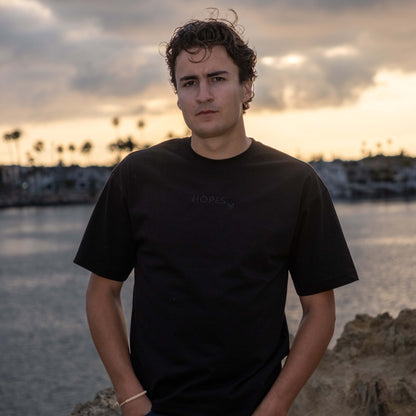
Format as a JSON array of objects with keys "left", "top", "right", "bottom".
[
  {"left": 254, "top": 48, "right": 378, "bottom": 110},
  {"left": 237, "top": 0, "right": 410, "bottom": 11},
  {"left": 1, "top": 0, "right": 416, "bottom": 123},
  {"left": 243, "top": 0, "right": 416, "bottom": 110},
  {"left": 68, "top": 41, "right": 166, "bottom": 96},
  {"left": 0, "top": 0, "right": 171, "bottom": 122},
  {"left": 38, "top": 0, "right": 186, "bottom": 39}
]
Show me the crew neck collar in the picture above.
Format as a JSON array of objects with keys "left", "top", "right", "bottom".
[{"left": 184, "top": 137, "right": 256, "bottom": 163}]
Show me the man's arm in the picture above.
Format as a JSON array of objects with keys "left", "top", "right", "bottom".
[
  {"left": 86, "top": 273, "right": 152, "bottom": 416},
  {"left": 252, "top": 289, "right": 335, "bottom": 416}
]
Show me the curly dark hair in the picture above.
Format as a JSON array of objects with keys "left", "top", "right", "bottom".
[{"left": 164, "top": 10, "right": 257, "bottom": 111}]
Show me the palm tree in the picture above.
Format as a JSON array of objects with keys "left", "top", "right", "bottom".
[
  {"left": 124, "top": 136, "right": 137, "bottom": 153},
  {"left": 3, "top": 132, "right": 15, "bottom": 165},
  {"left": 112, "top": 117, "right": 120, "bottom": 140},
  {"left": 80, "top": 141, "right": 93, "bottom": 165},
  {"left": 386, "top": 138, "right": 393, "bottom": 156},
  {"left": 34, "top": 140, "right": 44, "bottom": 153},
  {"left": 112, "top": 117, "right": 120, "bottom": 129},
  {"left": 375, "top": 141, "right": 384, "bottom": 156},
  {"left": 108, "top": 139, "right": 122, "bottom": 161},
  {"left": 68, "top": 143, "right": 76, "bottom": 165},
  {"left": 10, "top": 129, "right": 23, "bottom": 166},
  {"left": 56, "top": 145, "right": 64, "bottom": 166},
  {"left": 33, "top": 140, "right": 45, "bottom": 167},
  {"left": 137, "top": 119, "right": 145, "bottom": 141},
  {"left": 108, "top": 136, "right": 138, "bottom": 163},
  {"left": 26, "top": 152, "right": 35, "bottom": 166},
  {"left": 3, "top": 129, "right": 22, "bottom": 183},
  {"left": 361, "top": 141, "right": 367, "bottom": 158}
]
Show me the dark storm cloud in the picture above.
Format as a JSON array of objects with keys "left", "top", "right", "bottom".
[{"left": 1, "top": 0, "right": 416, "bottom": 122}]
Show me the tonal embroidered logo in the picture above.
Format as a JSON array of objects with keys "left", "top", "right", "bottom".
[{"left": 191, "top": 194, "right": 235, "bottom": 210}]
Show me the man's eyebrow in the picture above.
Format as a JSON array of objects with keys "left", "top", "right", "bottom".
[
  {"left": 179, "top": 75, "right": 198, "bottom": 83},
  {"left": 179, "top": 70, "right": 229, "bottom": 83},
  {"left": 207, "top": 70, "right": 229, "bottom": 77}
]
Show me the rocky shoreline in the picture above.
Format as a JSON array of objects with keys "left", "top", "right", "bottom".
[{"left": 70, "top": 309, "right": 416, "bottom": 416}]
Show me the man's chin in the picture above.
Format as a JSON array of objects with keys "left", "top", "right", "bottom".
[{"left": 191, "top": 127, "right": 225, "bottom": 140}]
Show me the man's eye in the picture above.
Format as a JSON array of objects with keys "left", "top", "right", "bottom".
[
  {"left": 211, "top": 77, "right": 225, "bottom": 82},
  {"left": 183, "top": 80, "right": 196, "bottom": 87}
]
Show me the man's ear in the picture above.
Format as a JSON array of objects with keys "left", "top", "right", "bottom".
[{"left": 242, "top": 80, "right": 254, "bottom": 103}]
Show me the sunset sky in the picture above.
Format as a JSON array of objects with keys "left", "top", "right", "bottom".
[{"left": 1, "top": 0, "right": 416, "bottom": 166}]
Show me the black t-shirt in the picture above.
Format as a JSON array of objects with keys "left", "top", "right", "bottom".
[{"left": 74, "top": 138, "right": 358, "bottom": 416}]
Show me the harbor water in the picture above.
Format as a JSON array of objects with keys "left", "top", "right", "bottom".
[{"left": 0, "top": 201, "right": 415, "bottom": 416}]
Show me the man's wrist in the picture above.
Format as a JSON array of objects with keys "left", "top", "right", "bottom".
[
  {"left": 252, "top": 392, "right": 290, "bottom": 416},
  {"left": 118, "top": 390, "right": 148, "bottom": 407},
  {"left": 119, "top": 394, "right": 152, "bottom": 416}
]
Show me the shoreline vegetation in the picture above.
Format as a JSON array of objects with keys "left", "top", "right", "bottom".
[
  {"left": 2, "top": 122, "right": 416, "bottom": 208},
  {"left": 70, "top": 309, "right": 416, "bottom": 416},
  {"left": 1, "top": 152, "right": 416, "bottom": 209}
]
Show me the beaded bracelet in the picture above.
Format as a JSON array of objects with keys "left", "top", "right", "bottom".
[{"left": 118, "top": 390, "right": 147, "bottom": 407}]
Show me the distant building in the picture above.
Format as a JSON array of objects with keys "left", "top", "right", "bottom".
[
  {"left": 311, "top": 160, "right": 351, "bottom": 199},
  {"left": 1, "top": 154, "right": 416, "bottom": 208},
  {"left": 0, "top": 165, "right": 111, "bottom": 207}
]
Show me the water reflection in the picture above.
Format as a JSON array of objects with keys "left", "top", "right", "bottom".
[{"left": 0, "top": 201, "right": 415, "bottom": 416}]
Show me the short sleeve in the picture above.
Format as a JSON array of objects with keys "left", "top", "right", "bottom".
[
  {"left": 74, "top": 163, "right": 136, "bottom": 281},
  {"left": 289, "top": 170, "right": 358, "bottom": 296}
]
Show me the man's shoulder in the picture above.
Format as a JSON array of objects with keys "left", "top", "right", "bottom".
[
  {"left": 132, "top": 137, "right": 188, "bottom": 157},
  {"left": 118, "top": 137, "right": 189, "bottom": 166},
  {"left": 253, "top": 140, "right": 316, "bottom": 176}
]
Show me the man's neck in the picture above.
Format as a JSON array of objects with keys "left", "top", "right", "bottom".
[{"left": 190, "top": 132, "right": 252, "bottom": 160}]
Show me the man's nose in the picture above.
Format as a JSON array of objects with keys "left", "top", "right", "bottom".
[{"left": 196, "top": 81, "right": 214, "bottom": 102}]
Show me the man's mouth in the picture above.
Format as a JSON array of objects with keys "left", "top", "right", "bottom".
[{"left": 196, "top": 110, "right": 217, "bottom": 116}]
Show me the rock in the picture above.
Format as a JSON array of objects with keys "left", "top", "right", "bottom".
[
  {"left": 70, "top": 309, "right": 416, "bottom": 416},
  {"left": 348, "top": 376, "right": 392, "bottom": 416},
  {"left": 333, "top": 310, "right": 416, "bottom": 359},
  {"left": 289, "top": 309, "right": 416, "bottom": 416},
  {"left": 70, "top": 388, "right": 121, "bottom": 416}
]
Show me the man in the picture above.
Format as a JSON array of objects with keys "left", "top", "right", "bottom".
[{"left": 74, "top": 12, "right": 358, "bottom": 416}]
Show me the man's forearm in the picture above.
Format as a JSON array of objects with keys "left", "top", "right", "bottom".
[
  {"left": 253, "top": 290, "right": 335, "bottom": 416},
  {"left": 86, "top": 274, "right": 151, "bottom": 415}
]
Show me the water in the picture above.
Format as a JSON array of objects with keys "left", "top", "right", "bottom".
[
  {"left": 0, "top": 205, "right": 134, "bottom": 416},
  {"left": 0, "top": 201, "right": 415, "bottom": 416},
  {"left": 286, "top": 200, "right": 416, "bottom": 343}
]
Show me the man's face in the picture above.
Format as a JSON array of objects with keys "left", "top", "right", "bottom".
[{"left": 175, "top": 45, "right": 252, "bottom": 141}]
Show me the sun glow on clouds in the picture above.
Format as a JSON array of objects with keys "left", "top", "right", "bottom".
[
  {"left": 1, "top": 0, "right": 53, "bottom": 20},
  {"left": 1, "top": 70, "right": 415, "bottom": 166},
  {"left": 245, "top": 70, "right": 416, "bottom": 161},
  {"left": 1, "top": 2, "right": 416, "bottom": 166},
  {"left": 262, "top": 45, "right": 358, "bottom": 69},
  {"left": 323, "top": 45, "right": 358, "bottom": 58},
  {"left": 262, "top": 54, "right": 306, "bottom": 69},
  {"left": 64, "top": 22, "right": 103, "bottom": 42}
]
